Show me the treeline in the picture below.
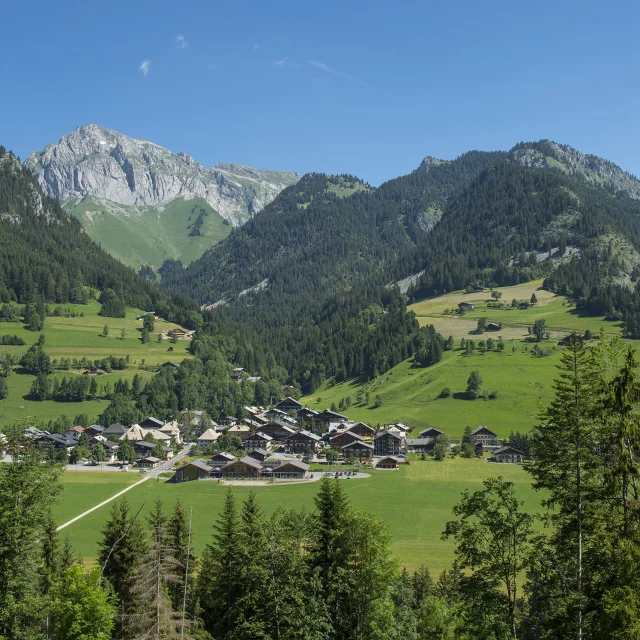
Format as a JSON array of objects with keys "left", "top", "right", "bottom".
[{"left": 0, "top": 147, "right": 202, "bottom": 329}]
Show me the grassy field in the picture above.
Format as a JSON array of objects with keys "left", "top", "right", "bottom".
[
  {"left": 68, "top": 196, "right": 231, "bottom": 270},
  {"left": 54, "top": 459, "right": 543, "bottom": 574},
  {"left": 304, "top": 346, "right": 563, "bottom": 439},
  {"left": 409, "top": 280, "right": 622, "bottom": 337},
  {"left": 0, "top": 300, "right": 192, "bottom": 425},
  {"left": 54, "top": 472, "right": 141, "bottom": 524}
]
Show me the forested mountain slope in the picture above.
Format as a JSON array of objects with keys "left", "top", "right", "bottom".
[
  {"left": 0, "top": 146, "right": 199, "bottom": 325},
  {"left": 161, "top": 140, "right": 640, "bottom": 391}
]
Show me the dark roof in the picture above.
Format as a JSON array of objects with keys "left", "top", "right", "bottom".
[
  {"left": 249, "top": 432, "right": 273, "bottom": 441},
  {"left": 471, "top": 426, "right": 497, "bottom": 436},
  {"left": 104, "top": 423, "right": 127, "bottom": 435},
  {"left": 374, "top": 430, "right": 402, "bottom": 440},
  {"left": 293, "top": 429, "right": 321, "bottom": 441},
  {"left": 321, "top": 409, "right": 348, "bottom": 420},
  {"left": 140, "top": 417, "right": 164, "bottom": 429},
  {"left": 139, "top": 456, "right": 161, "bottom": 463},
  {"left": 406, "top": 438, "right": 435, "bottom": 446},
  {"left": 342, "top": 440, "right": 374, "bottom": 450},
  {"left": 419, "top": 427, "right": 443, "bottom": 437},
  {"left": 377, "top": 456, "right": 403, "bottom": 463},
  {"left": 272, "top": 460, "right": 310, "bottom": 472},
  {"left": 134, "top": 441, "right": 156, "bottom": 450},
  {"left": 248, "top": 448, "right": 269, "bottom": 457},
  {"left": 236, "top": 456, "right": 264, "bottom": 469},
  {"left": 210, "top": 452, "right": 236, "bottom": 462},
  {"left": 275, "top": 396, "right": 303, "bottom": 408},
  {"left": 330, "top": 432, "right": 364, "bottom": 442},
  {"left": 494, "top": 446, "right": 524, "bottom": 456},
  {"left": 158, "top": 361, "right": 180, "bottom": 369},
  {"left": 180, "top": 458, "right": 211, "bottom": 472}
]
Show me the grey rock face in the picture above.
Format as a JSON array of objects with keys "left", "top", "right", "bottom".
[
  {"left": 25, "top": 124, "right": 299, "bottom": 225},
  {"left": 510, "top": 140, "right": 640, "bottom": 200}
]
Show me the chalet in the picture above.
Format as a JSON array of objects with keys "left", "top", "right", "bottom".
[
  {"left": 35, "top": 433, "right": 74, "bottom": 453},
  {"left": 66, "top": 426, "right": 85, "bottom": 441},
  {"left": 104, "top": 423, "right": 128, "bottom": 438},
  {"left": 158, "top": 421, "right": 182, "bottom": 443},
  {"left": 315, "top": 409, "right": 348, "bottom": 427},
  {"left": 210, "top": 452, "right": 236, "bottom": 465},
  {"left": 247, "top": 448, "right": 269, "bottom": 462},
  {"left": 388, "top": 422, "right": 411, "bottom": 433},
  {"left": 405, "top": 437, "right": 436, "bottom": 453},
  {"left": 494, "top": 446, "right": 525, "bottom": 464},
  {"left": 86, "top": 425, "right": 106, "bottom": 437},
  {"left": 226, "top": 425, "right": 250, "bottom": 440},
  {"left": 419, "top": 427, "right": 443, "bottom": 439},
  {"left": 137, "top": 456, "right": 161, "bottom": 469},
  {"left": 274, "top": 397, "right": 303, "bottom": 413},
  {"left": 219, "top": 415, "right": 238, "bottom": 427},
  {"left": 458, "top": 301, "right": 474, "bottom": 311},
  {"left": 270, "top": 460, "right": 309, "bottom": 479},
  {"left": 471, "top": 426, "right": 498, "bottom": 444},
  {"left": 133, "top": 441, "right": 156, "bottom": 458},
  {"left": 486, "top": 322, "right": 502, "bottom": 332},
  {"left": 243, "top": 432, "right": 273, "bottom": 451},
  {"left": 83, "top": 366, "right": 105, "bottom": 376},
  {"left": 264, "top": 408, "right": 298, "bottom": 425},
  {"left": 329, "top": 431, "right": 364, "bottom": 451},
  {"left": 231, "top": 368, "right": 245, "bottom": 382},
  {"left": 346, "top": 422, "right": 375, "bottom": 439},
  {"left": 120, "top": 426, "right": 170, "bottom": 442},
  {"left": 470, "top": 285, "right": 486, "bottom": 293},
  {"left": 158, "top": 361, "right": 180, "bottom": 371},
  {"left": 283, "top": 429, "right": 321, "bottom": 454},
  {"left": 341, "top": 440, "right": 374, "bottom": 460},
  {"left": 258, "top": 421, "right": 297, "bottom": 441},
  {"left": 175, "top": 459, "right": 212, "bottom": 482},
  {"left": 197, "top": 428, "right": 220, "bottom": 448},
  {"left": 140, "top": 416, "right": 164, "bottom": 430},
  {"left": 102, "top": 441, "right": 120, "bottom": 463},
  {"left": 376, "top": 456, "right": 404, "bottom": 470},
  {"left": 219, "top": 456, "right": 263, "bottom": 477},
  {"left": 374, "top": 430, "right": 403, "bottom": 457},
  {"left": 167, "top": 328, "right": 189, "bottom": 339},
  {"left": 297, "top": 407, "right": 320, "bottom": 425},
  {"left": 136, "top": 312, "right": 160, "bottom": 321}
]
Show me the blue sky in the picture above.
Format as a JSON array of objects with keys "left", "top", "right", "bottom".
[{"left": 1, "top": 0, "right": 639, "bottom": 185}]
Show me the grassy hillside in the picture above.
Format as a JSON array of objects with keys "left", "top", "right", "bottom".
[
  {"left": 0, "top": 300, "right": 192, "bottom": 425},
  {"left": 67, "top": 196, "right": 231, "bottom": 269},
  {"left": 409, "top": 280, "right": 622, "bottom": 338},
  {"left": 303, "top": 348, "right": 561, "bottom": 439},
  {"left": 301, "top": 280, "right": 626, "bottom": 439},
  {"left": 54, "top": 459, "right": 542, "bottom": 573}
]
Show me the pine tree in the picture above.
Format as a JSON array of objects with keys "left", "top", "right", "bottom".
[
  {"left": 196, "top": 490, "right": 243, "bottom": 638},
  {"left": 167, "top": 501, "right": 195, "bottom": 615},
  {"left": 98, "top": 498, "right": 148, "bottom": 639},
  {"left": 128, "top": 501, "right": 183, "bottom": 640}
]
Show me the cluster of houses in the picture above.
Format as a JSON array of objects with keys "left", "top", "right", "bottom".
[{"left": 24, "top": 415, "right": 184, "bottom": 469}]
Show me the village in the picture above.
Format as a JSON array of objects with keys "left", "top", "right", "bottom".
[{"left": 4, "top": 388, "right": 526, "bottom": 483}]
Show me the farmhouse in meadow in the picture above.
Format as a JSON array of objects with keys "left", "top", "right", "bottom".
[
  {"left": 458, "top": 301, "right": 474, "bottom": 311},
  {"left": 376, "top": 456, "right": 404, "bottom": 470},
  {"left": 471, "top": 426, "right": 498, "bottom": 445},
  {"left": 175, "top": 459, "right": 211, "bottom": 482},
  {"left": 494, "top": 446, "right": 524, "bottom": 463},
  {"left": 419, "top": 427, "right": 443, "bottom": 439}
]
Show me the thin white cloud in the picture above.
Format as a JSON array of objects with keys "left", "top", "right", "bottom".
[
  {"left": 254, "top": 43, "right": 260, "bottom": 51},
  {"left": 139, "top": 60, "right": 151, "bottom": 76},
  {"left": 176, "top": 34, "right": 188, "bottom": 49},
  {"left": 275, "top": 57, "right": 288, "bottom": 66},
  {"left": 306, "top": 59, "right": 370, "bottom": 88}
]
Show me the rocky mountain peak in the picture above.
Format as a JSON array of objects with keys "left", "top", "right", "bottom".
[
  {"left": 24, "top": 125, "right": 299, "bottom": 225},
  {"left": 509, "top": 140, "right": 640, "bottom": 200},
  {"left": 414, "top": 155, "right": 449, "bottom": 173}
]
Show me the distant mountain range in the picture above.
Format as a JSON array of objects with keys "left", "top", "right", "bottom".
[{"left": 24, "top": 125, "right": 299, "bottom": 269}]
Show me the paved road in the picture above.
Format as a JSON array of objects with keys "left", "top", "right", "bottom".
[{"left": 56, "top": 445, "right": 191, "bottom": 532}]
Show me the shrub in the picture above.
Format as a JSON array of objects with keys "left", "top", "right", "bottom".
[{"left": 439, "top": 387, "right": 452, "bottom": 398}]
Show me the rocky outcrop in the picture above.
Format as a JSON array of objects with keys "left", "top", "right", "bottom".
[
  {"left": 510, "top": 140, "right": 640, "bottom": 200},
  {"left": 25, "top": 124, "right": 299, "bottom": 225}
]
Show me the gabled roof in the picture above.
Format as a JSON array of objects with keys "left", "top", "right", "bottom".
[
  {"left": 179, "top": 458, "right": 211, "bottom": 472},
  {"left": 342, "top": 440, "right": 374, "bottom": 451},
  {"left": 290, "top": 429, "right": 321, "bottom": 441},
  {"left": 272, "top": 459, "right": 310, "bottom": 472},
  {"left": 330, "top": 431, "right": 363, "bottom": 442},
  {"left": 248, "top": 448, "right": 269, "bottom": 457},
  {"left": 374, "top": 429, "right": 402, "bottom": 440},
  {"left": 210, "top": 452, "right": 236, "bottom": 462},
  {"left": 139, "top": 456, "right": 161, "bottom": 463},
  {"left": 419, "top": 427, "right": 443, "bottom": 438},
  {"left": 197, "top": 428, "right": 220, "bottom": 441},
  {"left": 405, "top": 437, "right": 435, "bottom": 446},
  {"left": 104, "top": 423, "right": 127, "bottom": 435},
  {"left": 275, "top": 396, "right": 303, "bottom": 407},
  {"left": 249, "top": 432, "right": 273, "bottom": 441},
  {"left": 471, "top": 426, "right": 497, "bottom": 436},
  {"left": 494, "top": 446, "right": 524, "bottom": 455},
  {"left": 378, "top": 456, "right": 403, "bottom": 463},
  {"left": 222, "top": 456, "right": 263, "bottom": 470},
  {"left": 140, "top": 417, "right": 164, "bottom": 429},
  {"left": 321, "top": 409, "right": 348, "bottom": 420},
  {"left": 134, "top": 441, "right": 156, "bottom": 450}
]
